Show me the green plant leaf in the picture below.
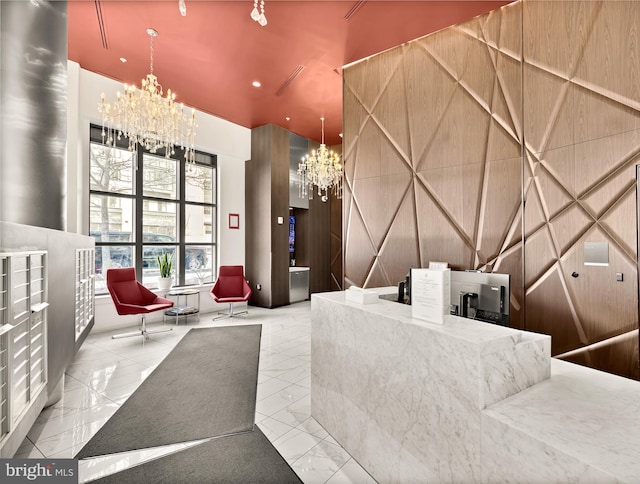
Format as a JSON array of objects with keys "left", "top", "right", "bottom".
[{"left": 157, "top": 251, "right": 174, "bottom": 278}]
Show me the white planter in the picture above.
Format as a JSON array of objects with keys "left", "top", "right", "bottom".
[{"left": 157, "top": 276, "right": 173, "bottom": 292}]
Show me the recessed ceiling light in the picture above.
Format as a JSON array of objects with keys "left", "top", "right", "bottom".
[
  {"left": 119, "top": 57, "right": 127, "bottom": 63},
  {"left": 252, "top": 81, "right": 261, "bottom": 87}
]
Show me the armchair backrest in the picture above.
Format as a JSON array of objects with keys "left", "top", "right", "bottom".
[
  {"left": 212, "top": 265, "right": 251, "bottom": 298},
  {"left": 107, "top": 268, "right": 157, "bottom": 311}
]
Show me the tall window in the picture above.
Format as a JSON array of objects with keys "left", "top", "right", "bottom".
[{"left": 89, "top": 125, "right": 217, "bottom": 294}]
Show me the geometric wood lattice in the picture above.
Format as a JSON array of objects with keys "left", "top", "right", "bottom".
[{"left": 343, "top": 0, "right": 640, "bottom": 379}]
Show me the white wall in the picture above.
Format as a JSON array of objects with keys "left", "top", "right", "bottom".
[
  {"left": 66, "top": 61, "right": 252, "bottom": 332},
  {"left": 217, "top": 153, "right": 246, "bottom": 265}
]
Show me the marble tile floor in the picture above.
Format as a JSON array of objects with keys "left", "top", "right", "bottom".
[{"left": 15, "top": 301, "right": 376, "bottom": 484}]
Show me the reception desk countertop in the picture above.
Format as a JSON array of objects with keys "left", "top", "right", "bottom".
[
  {"left": 311, "top": 289, "right": 640, "bottom": 483},
  {"left": 484, "top": 357, "right": 640, "bottom": 483}
]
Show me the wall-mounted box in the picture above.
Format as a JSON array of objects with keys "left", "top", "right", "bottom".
[{"left": 584, "top": 241, "right": 609, "bottom": 266}]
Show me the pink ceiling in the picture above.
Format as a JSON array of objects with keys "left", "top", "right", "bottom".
[{"left": 68, "top": 1, "right": 511, "bottom": 146}]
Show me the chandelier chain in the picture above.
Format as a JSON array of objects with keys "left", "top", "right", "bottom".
[{"left": 149, "top": 34, "right": 154, "bottom": 74}]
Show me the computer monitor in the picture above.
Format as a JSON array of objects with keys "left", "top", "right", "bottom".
[{"left": 449, "top": 270, "right": 510, "bottom": 326}]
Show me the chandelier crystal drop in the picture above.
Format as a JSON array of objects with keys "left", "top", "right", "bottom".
[
  {"left": 250, "top": 0, "right": 267, "bottom": 26},
  {"left": 250, "top": 0, "right": 260, "bottom": 21},
  {"left": 98, "top": 28, "right": 197, "bottom": 165},
  {"left": 298, "top": 118, "right": 342, "bottom": 202}
]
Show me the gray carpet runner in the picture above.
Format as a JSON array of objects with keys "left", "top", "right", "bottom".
[
  {"left": 92, "top": 427, "right": 302, "bottom": 483},
  {"left": 76, "top": 324, "right": 262, "bottom": 459}
]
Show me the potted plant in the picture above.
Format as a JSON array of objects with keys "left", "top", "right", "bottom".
[
  {"left": 157, "top": 252, "right": 174, "bottom": 291},
  {"left": 193, "top": 267, "right": 207, "bottom": 286}
]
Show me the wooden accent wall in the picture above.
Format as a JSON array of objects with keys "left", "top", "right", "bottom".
[
  {"left": 342, "top": 0, "right": 640, "bottom": 379},
  {"left": 522, "top": 0, "right": 640, "bottom": 378},
  {"left": 246, "top": 124, "right": 290, "bottom": 308},
  {"left": 247, "top": 125, "right": 337, "bottom": 307},
  {"left": 331, "top": 143, "right": 344, "bottom": 291}
]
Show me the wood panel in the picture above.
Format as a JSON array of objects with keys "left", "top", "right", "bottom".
[
  {"left": 246, "top": 125, "right": 274, "bottom": 307},
  {"left": 522, "top": 0, "right": 639, "bottom": 379},
  {"left": 342, "top": 0, "right": 640, "bottom": 379},
  {"left": 330, "top": 143, "right": 343, "bottom": 291},
  {"left": 269, "top": 125, "right": 290, "bottom": 308},
  {"left": 247, "top": 124, "right": 289, "bottom": 308},
  {"left": 308, "top": 190, "right": 331, "bottom": 294},
  {"left": 248, "top": 125, "right": 335, "bottom": 306}
]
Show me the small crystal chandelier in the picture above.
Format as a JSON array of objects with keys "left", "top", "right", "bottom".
[
  {"left": 298, "top": 118, "right": 342, "bottom": 202},
  {"left": 98, "top": 28, "right": 197, "bottom": 165},
  {"left": 250, "top": 0, "right": 267, "bottom": 26}
]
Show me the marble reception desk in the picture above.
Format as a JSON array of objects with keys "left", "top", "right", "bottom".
[{"left": 311, "top": 289, "right": 640, "bottom": 483}]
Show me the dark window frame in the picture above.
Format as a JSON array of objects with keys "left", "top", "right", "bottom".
[{"left": 89, "top": 124, "right": 217, "bottom": 291}]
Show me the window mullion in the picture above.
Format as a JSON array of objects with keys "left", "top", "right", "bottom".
[
  {"left": 134, "top": 149, "right": 144, "bottom": 282},
  {"left": 178, "top": 161, "right": 186, "bottom": 286}
]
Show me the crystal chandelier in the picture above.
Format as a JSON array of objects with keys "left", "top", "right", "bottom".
[
  {"left": 250, "top": 0, "right": 267, "bottom": 26},
  {"left": 98, "top": 28, "right": 197, "bottom": 165},
  {"left": 298, "top": 118, "right": 342, "bottom": 202}
]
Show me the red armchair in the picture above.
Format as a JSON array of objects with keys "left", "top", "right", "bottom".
[
  {"left": 107, "top": 267, "right": 174, "bottom": 340},
  {"left": 210, "top": 265, "right": 252, "bottom": 320}
]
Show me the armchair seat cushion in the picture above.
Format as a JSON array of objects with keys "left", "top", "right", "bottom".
[
  {"left": 115, "top": 299, "right": 174, "bottom": 315},
  {"left": 212, "top": 296, "right": 249, "bottom": 303}
]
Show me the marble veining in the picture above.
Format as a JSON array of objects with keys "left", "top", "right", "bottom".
[
  {"left": 480, "top": 334, "right": 551, "bottom": 407},
  {"left": 312, "top": 290, "right": 640, "bottom": 483},
  {"left": 482, "top": 359, "right": 640, "bottom": 483},
  {"left": 311, "top": 291, "right": 551, "bottom": 483}
]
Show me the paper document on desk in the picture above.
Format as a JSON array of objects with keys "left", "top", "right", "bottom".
[{"left": 411, "top": 268, "right": 450, "bottom": 324}]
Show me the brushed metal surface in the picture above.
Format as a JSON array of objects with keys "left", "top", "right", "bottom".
[
  {"left": 0, "top": 1, "right": 67, "bottom": 230},
  {"left": 289, "top": 268, "right": 309, "bottom": 303}
]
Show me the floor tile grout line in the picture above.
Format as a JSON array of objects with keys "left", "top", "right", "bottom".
[{"left": 19, "top": 303, "right": 365, "bottom": 483}]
